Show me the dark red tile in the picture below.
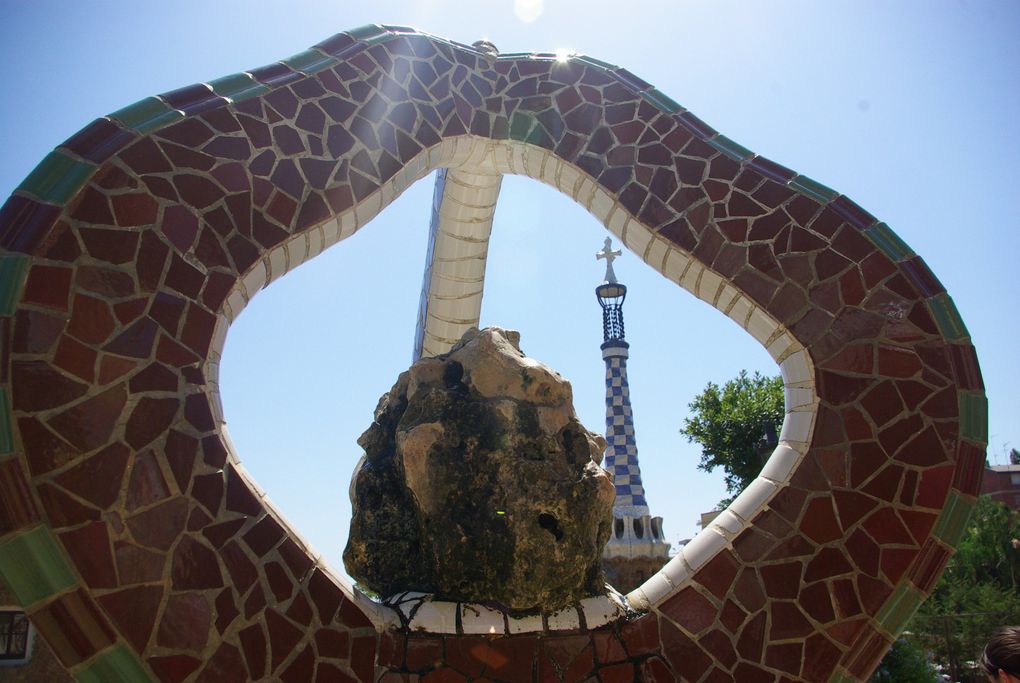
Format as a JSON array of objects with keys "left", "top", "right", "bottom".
[
  {"left": 126, "top": 496, "right": 188, "bottom": 551},
  {"left": 59, "top": 521, "right": 116, "bottom": 588},
  {"left": 657, "top": 586, "right": 717, "bottom": 635}
]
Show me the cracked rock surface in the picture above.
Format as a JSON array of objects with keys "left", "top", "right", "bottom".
[{"left": 344, "top": 327, "right": 614, "bottom": 611}]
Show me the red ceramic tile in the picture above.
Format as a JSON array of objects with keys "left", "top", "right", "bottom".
[
  {"left": 31, "top": 588, "right": 116, "bottom": 666},
  {"left": 658, "top": 586, "right": 718, "bottom": 635},
  {"left": 0, "top": 458, "right": 40, "bottom": 534},
  {"left": 97, "top": 585, "right": 164, "bottom": 652},
  {"left": 171, "top": 535, "right": 224, "bottom": 590},
  {"left": 58, "top": 521, "right": 116, "bottom": 588},
  {"left": 239, "top": 624, "right": 267, "bottom": 679},
  {"left": 195, "top": 642, "right": 248, "bottom": 683},
  {"left": 149, "top": 655, "right": 202, "bottom": 683},
  {"left": 214, "top": 587, "right": 240, "bottom": 635}
]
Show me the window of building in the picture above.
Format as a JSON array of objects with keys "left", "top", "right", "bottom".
[{"left": 0, "top": 611, "right": 31, "bottom": 664}]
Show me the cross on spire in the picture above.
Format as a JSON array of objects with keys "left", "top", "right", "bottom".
[{"left": 596, "top": 237, "right": 622, "bottom": 284}]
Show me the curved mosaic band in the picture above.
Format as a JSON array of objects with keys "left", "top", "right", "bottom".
[{"left": 0, "top": 24, "right": 986, "bottom": 683}]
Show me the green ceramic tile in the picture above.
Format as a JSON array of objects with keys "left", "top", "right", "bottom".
[
  {"left": 927, "top": 293, "right": 968, "bottom": 341},
  {"left": 789, "top": 174, "right": 838, "bottom": 204},
  {"left": 932, "top": 490, "right": 975, "bottom": 548},
  {"left": 109, "top": 96, "right": 184, "bottom": 135},
  {"left": 509, "top": 112, "right": 534, "bottom": 141},
  {"left": 208, "top": 73, "right": 270, "bottom": 103},
  {"left": 0, "top": 389, "right": 13, "bottom": 454},
  {"left": 576, "top": 55, "right": 617, "bottom": 71},
  {"left": 0, "top": 253, "right": 29, "bottom": 315},
  {"left": 348, "top": 24, "right": 397, "bottom": 45},
  {"left": 74, "top": 644, "right": 154, "bottom": 683},
  {"left": 16, "top": 152, "right": 96, "bottom": 206},
  {"left": 864, "top": 222, "right": 913, "bottom": 262},
  {"left": 875, "top": 582, "right": 925, "bottom": 638},
  {"left": 958, "top": 392, "right": 988, "bottom": 444},
  {"left": 283, "top": 49, "right": 338, "bottom": 75},
  {"left": 0, "top": 526, "right": 78, "bottom": 607},
  {"left": 640, "top": 88, "right": 684, "bottom": 114},
  {"left": 707, "top": 134, "right": 753, "bottom": 161}
]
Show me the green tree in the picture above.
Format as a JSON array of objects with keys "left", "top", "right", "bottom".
[
  {"left": 868, "top": 637, "right": 938, "bottom": 683},
  {"left": 680, "top": 371, "right": 783, "bottom": 507},
  {"left": 910, "top": 495, "right": 1020, "bottom": 681}
]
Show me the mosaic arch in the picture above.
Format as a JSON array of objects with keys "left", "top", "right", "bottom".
[{"left": 0, "top": 24, "right": 987, "bottom": 683}]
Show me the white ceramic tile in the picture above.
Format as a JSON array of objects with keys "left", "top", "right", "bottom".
[
  {"left": 337, "top": 210, "right": 357, "bottom": 241},
  {"left": 625, "top": 585, "right": 651, "bottom": 612},
  {"left": 708, "top": 509, "right": 745, "bottom": 537},
  {"left": 546, "top": 606, "right": 580, "bottom": 631},
  {"left": 779, "top": 409, "right": 814, "bottom": 450},
  {"left": 745, "top": 307, "right": 779, "bottom": 346},
  {"left": 267, "top": 245, "right": 288, "bottom": 282},
  {"left": 622, "top": 222, "right": 653, "bottom": 259},
  {"left": 579, "top": 595, "right": 625, "bottom": 629},
  {"left": 460, "top": 603, "right": 505, "bottom": 635},
  {"left": 354, "top": 190, "right": 382, "bottom": 228},
  {"left": 780, "top": 350, "right": 812, "bottom": 385},
  {"left": 603, "top": 205, "right": 628, "bottom": 238},
  {"left": 241, "top": 261, "right": 267, "bottom": 299},
  {"left": 697, "top": 269, "right": 723, "bottom": 305},
  {"left": 307, "top": 225, "right": 326, "bottom": 260},
  {"left": 717, "top": 285, "right": 739, "bottom": 313},
  {"left": 759, "top": 443, "right": 801, "bottom": 484},
  {"left": 784, "top": 387, "right": 815, "bottom": 411},
  {"left": 663, "top": 249, "right": 692, "bottom": 283},
  {"left": 766, "top": 333, "right": 795, "bottom": 362},
  {"left": 644, "top": 236, "right": 668, "bottom": 271},
  {"left": 409, "top": 598, "right": 458, "bottom": 632},
  {"left": 679, "top": 262, "right": 702, "bottom": 294},
  {"left": 679, "top": 527, "right": 726, "bottom": 575},
  {"left": 726, "top": 293, "right": 752, "bottom": 328},
  {"left": 638, "top": 571, "right": 676, "bottom": 609},
  {"left": 727, "top": 477, "right": 778, "bottom": 522},
  {"left": 226, "top": 289, "right": 246, "bottom": 319},
  {"left": 507, "top": 613, "right": 544, "bottom": 634}
]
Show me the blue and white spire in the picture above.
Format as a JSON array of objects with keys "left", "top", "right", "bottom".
[{"left": 597, "top": 240, "right": 669, "bottom": 579}]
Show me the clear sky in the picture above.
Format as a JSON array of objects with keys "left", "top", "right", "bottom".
[{"left": 1, "top": 1, "right": 1017, "bottom": 580}]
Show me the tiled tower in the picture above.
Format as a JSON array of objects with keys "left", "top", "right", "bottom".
[{"left": 596, "top": 239, "right": 671, "bottom": 592}]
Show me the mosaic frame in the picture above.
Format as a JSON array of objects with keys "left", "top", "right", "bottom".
[{"left": 0, "top": 24, "right": 986, "bottom": 682}]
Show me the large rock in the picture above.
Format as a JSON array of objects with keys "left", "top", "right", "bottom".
[{"left": 344, "top": 327, "right": 614, "bottom": 611}]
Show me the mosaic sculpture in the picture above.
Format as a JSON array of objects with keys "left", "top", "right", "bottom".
[{"left": 0, "top": 24, "right": 987, "bottom": 682}]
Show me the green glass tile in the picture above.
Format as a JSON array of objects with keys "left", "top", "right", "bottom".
[
  {"left": 495, "top": 51, "right": 534, "bottom": 60},
  {"left": 0, "top": 526, "right": 77, "bottom": 607},
  {"left": 958, "top": 392, "right": 989, "bottom": 444},
  {"left": 932, "top": 490, "right": 975, "bottom": 548},
  {"left": 0, "top": 389, "right": 13, "bottom": 454},
  {"left": 875, "top": 582, "right": 925, "bottom": 638},
  {"left": 575, "top": 55, "right": 617, "bottom": 71},
  {"left": 347, "top": 24, "right": 388, "bottom": 41},
  {"left": 110, "top": 96, "right": 183, "bottom": 135},
  {"left": 283, "top": 49, "right": 337, "bottom": 75},
  {"left": 928, "top": 294, "right": 968, "bottom": 341},
  {"left": 864, "top": 222, "right": 913, "bottom": 262},
  {"left": 707, "top": 134, "right": 753, "bottom": 161},
  {"left": 75, "top": 644, "right": 154, "bottom": 683},
  {"left": 16, "top": 152, "right": 96, "bottom": 206},
  {"left": 208, "top": 73, "right": 270, "bottom": 103},
  {"left": 509, "top": 112, "right": 534, "bottom": 141},
  {"left": 789, "top": 175, "right": 838, "bottom": 204},
  {"left": 0, "top": 253, "right": 29, "bottom": 315},
  {"left": 640, "top": 88, "right": 685, "bottom": 114}
]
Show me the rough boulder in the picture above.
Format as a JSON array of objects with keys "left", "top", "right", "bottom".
[{"left": 344, "top": 327, "right": 614, "bottom": 611}]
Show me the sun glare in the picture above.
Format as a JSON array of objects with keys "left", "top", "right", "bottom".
[
  {"left": 554, "top": 48, "right": 575, "bottom": 62},
  {"left": 513, "top": 0, "right": 544, "bottom": 23}
]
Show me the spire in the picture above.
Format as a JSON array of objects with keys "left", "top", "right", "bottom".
[{"left": 596, "top": 239, "right": 670, "bottom": 590}]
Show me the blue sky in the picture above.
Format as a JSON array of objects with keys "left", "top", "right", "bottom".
[{"left": 1, "top": 1, "right": 1017, "bottom": 578}]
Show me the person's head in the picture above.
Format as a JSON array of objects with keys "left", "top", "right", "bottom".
[{"left": 982, "top": 626, "right": 1020, "bottom": 682}]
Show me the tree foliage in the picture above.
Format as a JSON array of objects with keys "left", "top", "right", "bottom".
[
  {"left": 910, "top": 495, "right": 1020, "bottom": 680},
  {"left": 680, "top": 370, "right": 784, "bottom": 506},
  {"left": 868, "top": 637, "right": 938, "bottom": 683}
]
